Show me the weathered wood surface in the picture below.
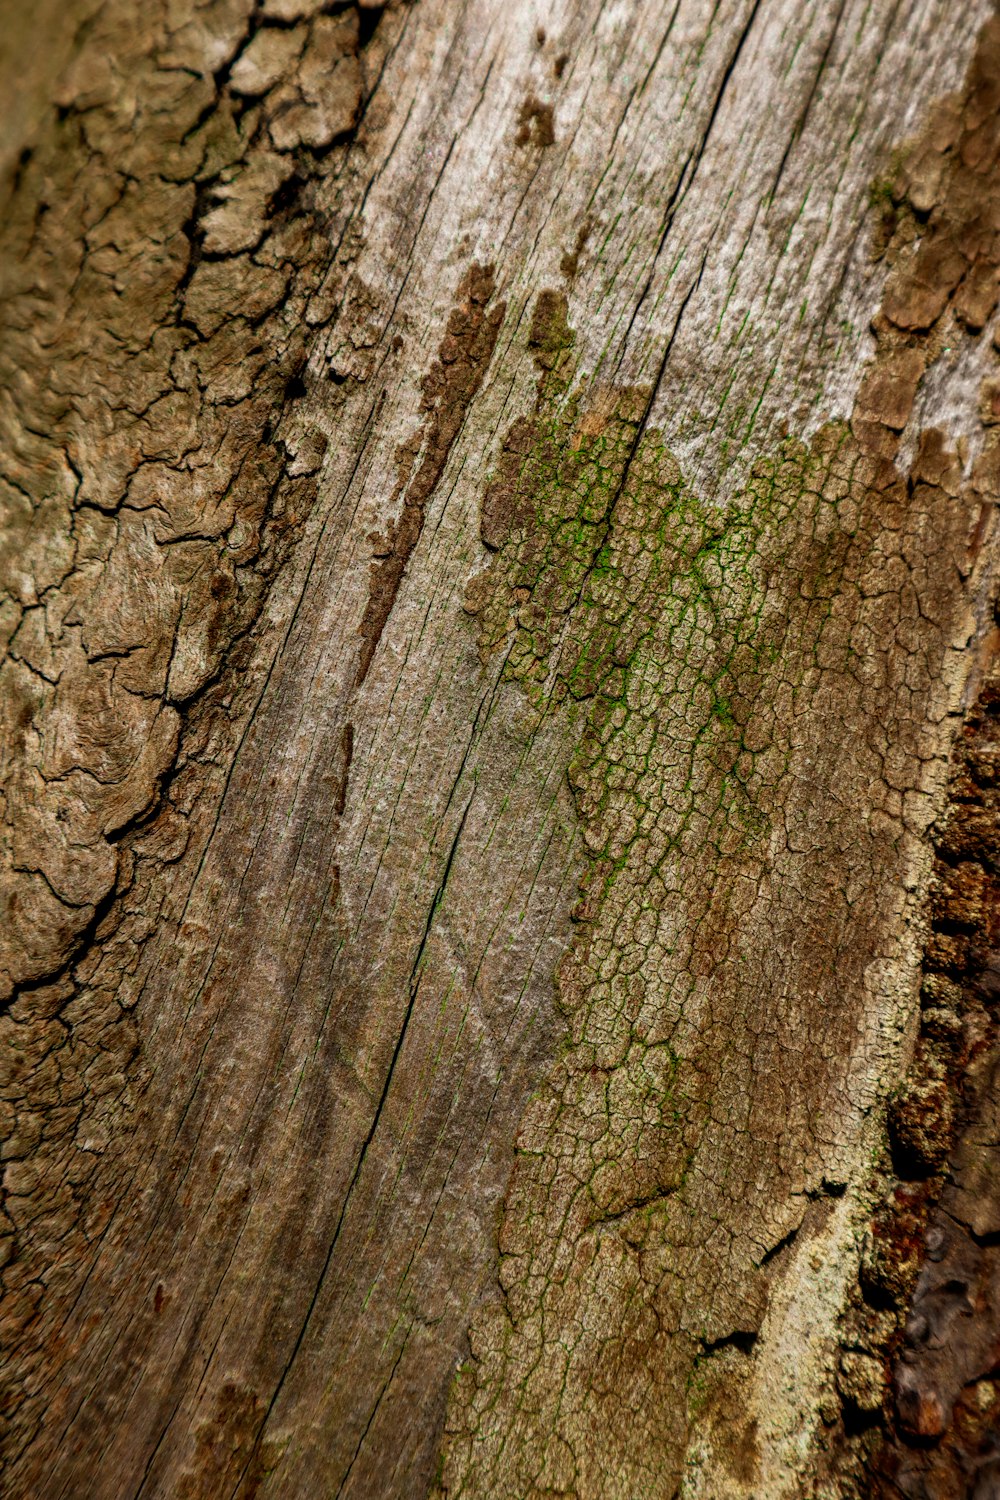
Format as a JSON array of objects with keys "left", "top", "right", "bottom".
[{"left": 1, "top": 1, "right": 999, "bottom": 1495}]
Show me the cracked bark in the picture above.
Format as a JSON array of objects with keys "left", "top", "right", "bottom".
[{"left": 2, "top": 2, "right": 1000, "bottom": 1497}]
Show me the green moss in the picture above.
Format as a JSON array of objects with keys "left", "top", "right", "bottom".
[{"left": 469, "top": 294, "right": 867, "bottom": 962}]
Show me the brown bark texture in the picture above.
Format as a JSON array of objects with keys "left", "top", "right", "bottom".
[{"left": 2, "top": 0, "right": 1000, "bottom": 1496}]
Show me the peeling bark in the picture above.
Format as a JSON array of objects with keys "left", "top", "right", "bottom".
[{"left": 1, "top": 2, "right": 999, "bottom": 1498}]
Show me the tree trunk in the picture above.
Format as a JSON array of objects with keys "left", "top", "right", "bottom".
[{"left": 2, "top": 1, "right": 1000, "bottom": 1496}]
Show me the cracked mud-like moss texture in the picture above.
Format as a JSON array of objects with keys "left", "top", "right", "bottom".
[
  {"left": 0, "top": 0, "right": 399, "bottom": 1482},
  {"left": 436, "top": 22, "right": 1000, "bottom": 1493}
]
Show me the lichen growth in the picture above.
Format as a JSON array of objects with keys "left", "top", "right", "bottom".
[{"left": 442, "top": 248, "right": 981, "bottom": 1492}]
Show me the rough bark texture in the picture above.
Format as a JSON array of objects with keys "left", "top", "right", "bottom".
[{"left": 1, "top": 1, "right": 999, "bottom": 1497}]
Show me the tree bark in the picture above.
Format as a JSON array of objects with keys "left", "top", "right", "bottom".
[{"left": 2, "top": 2, "right": 999, "bottom": 1496}]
